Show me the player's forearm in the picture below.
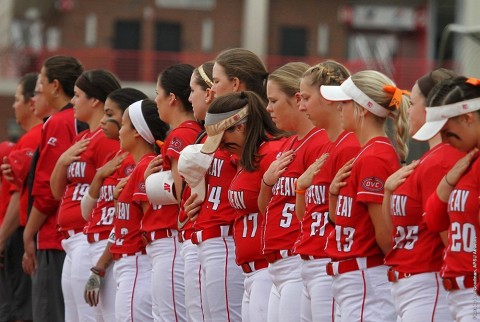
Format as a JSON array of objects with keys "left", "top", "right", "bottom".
[
  {"left": 258, "top": 183, "right": 273, "bottom": 215},
  {"left": 95, "top": 242, "right": 113, "bottom": 271},
  {"left": 381, "top": 191, "right": 392, "bottom": 231},
  {"left": 295, "top": 194, "right": 306, "bottom": 220},
  {"left": 0, "top": 192, "right": 20, "bottom": 245},
  {"left": 50, "top": 162, "right": 69, "bottom": 200},
  {"left": 23, "top": 206, "right": 49, "bottom": 242},
  {"left": 328, "top": 194, "right": 338, "bottom": 223}
]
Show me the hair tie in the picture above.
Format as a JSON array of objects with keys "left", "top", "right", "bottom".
[
  {"left": 198, "top": 65, "right": 213, "bottom": 88},
  {"left": 466, "top": 78, "right": 480, "bottom": 86},
  {"left": 383, "top": 85, "right": 409, "bottom": 110},
  {"left": 240, "top": 91, "right": 247, "bottom": 99}
]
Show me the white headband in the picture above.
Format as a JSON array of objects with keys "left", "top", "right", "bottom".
[{"left": 128, "top": 100, "right": 155, "bottom": 145}]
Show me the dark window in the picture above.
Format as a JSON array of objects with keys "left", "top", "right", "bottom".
[
  {"left": 155, "top": 22, "right": 181, "bottom": 52},
  {"left": 154, "top": 22, "right": 182, "bottom": 74},
  {"left": 113, "top": 20, "right": 141, "bottom": 80},
  {"left": 280, "top": 26, "right": 307, "bottom": 57}
]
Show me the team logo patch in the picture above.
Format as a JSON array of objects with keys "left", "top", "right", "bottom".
[
  {"left": 47, "top": 137, "right": 58, "bottom": 146},
  {"left": 124, "top": 164, "right": 135, "bottom": 176},
  {"left": 361, "top": 177, "right": 384, "bottom": 192},
  {"left": 138, "top": 182, "right": 146, "bottom": 193},
  {"left": 171, "top": 137, "right": 184, "bottom": 151}
]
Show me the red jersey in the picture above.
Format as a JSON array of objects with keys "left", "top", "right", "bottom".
[
  {"left": 325, "top": 137, "right": 400, "bottom": 260},
  {"left": 263, "top": 128, "right": 330, "bottom": 254},
  {"left": 141, "top": 120, "right": 202, "bottom": 233},
  {"left": 229, "top": 139, "right": 286, "bottom": 264},
  {"left": 110, "top": 154, "right": 155, "bottom": 256},
  {"left": 57, "top": 129, "right": 119, "bottom": 232},
  {"left": 294, "top": 131, "right": 360, "bottom": 258},
  {"left": 32, "top": 106, "right": 83, "bottom": 250},
  {"left": 0, "top": 141, "right": 15, "bottom": 225},
  {"left": 440, "top": 157, "right": 480, "bottom": 278},
  {"left": 85, "top": 153, "right": 135, "bottom": 235},
  {"left": 385, "top": 144, "right": 464, "bottom": 273},
  {"left": 9, "top": 124, "right": 42, "bottom": 226},
  {"left": 193, "top": 147, "right": 238, "bottom": 231}
]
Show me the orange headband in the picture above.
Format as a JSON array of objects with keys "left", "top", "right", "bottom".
[
  {"left": 466, "top": 78, "right": 480, "bottom": 86},
  {"left": 384, "top": 85, "right": 410, "bottom": 110}
]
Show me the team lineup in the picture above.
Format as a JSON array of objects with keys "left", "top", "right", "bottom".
[{"left": 0, "top": 48, "right": 479, "bottom": 322}]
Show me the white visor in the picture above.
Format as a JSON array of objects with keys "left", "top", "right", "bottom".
[
  {"left": 413, "top": 97, "right": 480, "bottom": 141},
  {"left": 320, "top": 77, "right": 390, "bottom": 118}
]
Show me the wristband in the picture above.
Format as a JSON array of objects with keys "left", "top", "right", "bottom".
[
  {"left": 295, "top": 189, "right": 306, "bottom": 195},
  {"left": 262, "top": 177, "right": 274, "bottom": 187},
  {"left": 90, "top": 266, "right": 106, "bottom": 277}
]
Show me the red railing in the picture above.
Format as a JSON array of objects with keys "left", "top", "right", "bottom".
[{"left": 8, "top": 48, "right": 446, "bottom": 90}]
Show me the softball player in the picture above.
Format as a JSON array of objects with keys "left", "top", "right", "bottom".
[
  {"left": 383, "top": 69, "right": 460, "bottom": 322},
  {"left": 109, "top": 99, "right": 169, "bottom": 322},
  {"left": 416, "top": 77, "right": 480, "bottom": 321},
  {"left": 294, "top": 61, "right": 359, "bottom": 322},
  {"left": 0, "top": 73, "right": 41, "bottom": 322},
  {"left": 259, "top": 62, "right": 331, "bottom": 322},
  {"left": 82, "top": 88, "right": 148, "bottom": 321},
  {"left": 143, "top": 64, "right": 201, "bottom": 322},
  {"left": 200, "top": 91, "right": 285, "bottom": 322},
  {"left": 321, "top": 70, "right": 410, "bottom": 322},
  {"left": 23, "top": 56, "right": 87, "bottom": 322},
  {"left": 176, "top": 61, "right": 214, "bottom": 322},
  {"left": 183, "top": 48, "right": 270, "bottom": 321},
  {"left": 50, "top": 69, "right": 121, "bottom": 322}
]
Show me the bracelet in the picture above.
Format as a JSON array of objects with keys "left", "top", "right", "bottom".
[
  {"left": 262, "top": 177, "right": 274, "bottom": 187},
  {"left": 90, "top": 266, "right": 106, "bottom": 277},
  {"left": 295, "top": 189, "right": 306, "bottom": 195},
  {"left": 444, "top": 174, "right": 455, "bottom": 187}
]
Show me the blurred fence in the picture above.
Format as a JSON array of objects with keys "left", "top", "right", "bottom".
[{"left": 1, "top": 48, "right": 444, "bottom": 90}]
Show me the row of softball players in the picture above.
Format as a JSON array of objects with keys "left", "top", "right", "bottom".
[
  {"left": 168, "top": 50, "right": 480, "bottom": 322},
  {"left": 64, "top": 48, "right": 480, "bottom": 322}
]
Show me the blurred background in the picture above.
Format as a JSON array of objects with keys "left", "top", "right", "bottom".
[{"left": 0, "top": 0, "right": 479, "bottom": 145}]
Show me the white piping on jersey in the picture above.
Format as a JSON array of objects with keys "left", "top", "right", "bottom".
[
  {"left": 357, "top": 191, "right": 385, "bottom": 197},
  {"left": 418, "top": 143, "right": 448, "bottom": 166},
  {"left": 352, "top": 139, "right": 395, "bottom": 165},
  {"left": 282, "top": 128, "right": 325, "bottom": 154}
]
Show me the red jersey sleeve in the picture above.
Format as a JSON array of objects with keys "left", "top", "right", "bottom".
[
  {"left": 355, "top": 154, "right": 392, "bottom": 205},
  {"left": 33, "top": 108, "right": 79, "bottom": 216}
]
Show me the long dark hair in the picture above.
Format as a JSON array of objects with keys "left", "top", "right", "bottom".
[{"left": 208, "top": 91, "right": 283, "bottom": 171}]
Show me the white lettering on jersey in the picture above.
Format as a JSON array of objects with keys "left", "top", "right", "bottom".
[
  {"left": 306, "top": 185, "right": 326, "bottom": 205},
  {"left": 117, "top": 202, "right": 130, "bottom": 220},
  {"left": 68, "top": 161, "right": 86, "bottom": 178},
  {"left": 208, "top": 158, "right": 224, "bottom": 177},
  {"left": 390, "top": 195, "right": 407, "bottom": 217},
  {"left": 228, "top": 190, "right": 247, "bottom": 210},
  {"left": 99, "top": 185, "right": 115, "bottom": 202},
  {"left": 336, "top": 195, "right": 352, "bottom": 218},
  {"left": 272, "top": 177, "right": 296, "bottom": 196},
  {"left": 47, "top": 137, "right": 57, "bottom": 146},
  {"left": 448, "top": 189, "right": 469, "bottom": 212}
]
